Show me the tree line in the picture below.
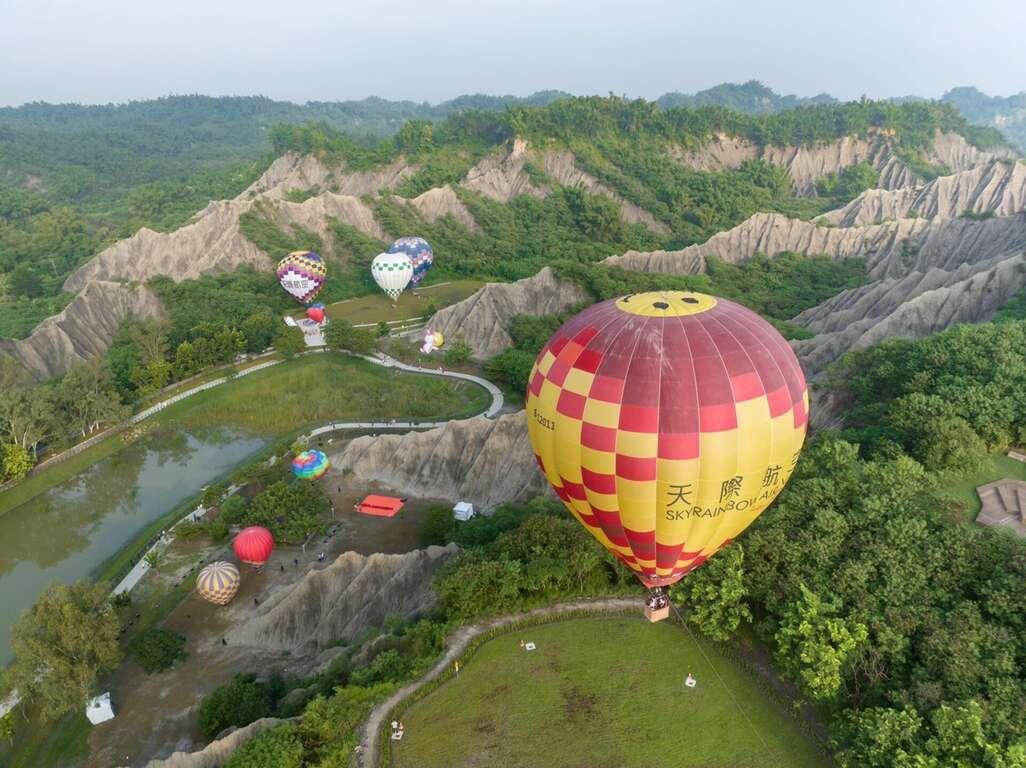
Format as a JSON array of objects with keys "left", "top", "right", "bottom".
[{"left": 0, "top": 268, "right": 297, "bottom": 484}]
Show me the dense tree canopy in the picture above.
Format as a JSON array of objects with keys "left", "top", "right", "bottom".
[{"left": 7, "top": 580, "right": 121, "bottom": 721}]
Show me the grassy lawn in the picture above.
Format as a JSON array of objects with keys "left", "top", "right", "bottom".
[
  {"left": 135, "top": 352, "right": 282, "bottom": 409},
  {"left": 320, "top": 279, "right": 484, "bottom": 326},
  {"left": 165, "top": 353, "right": 490, "bottom": 434},
  {"left": 3, "top": 711, "right": 91, "bottom": 768},
  {"left": 937, "top": 452, "right": 1026, "bottom": 523},
  {"left": 393, "top": 617, "right": 827, "bottom": 768}
]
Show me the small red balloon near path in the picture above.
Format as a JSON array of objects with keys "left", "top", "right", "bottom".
[
  {"left": 233, "top": 526, "right": 274, "bottom": 565},
  {"left": 306, "top": 307, "right": 325, "bottom": 323}
]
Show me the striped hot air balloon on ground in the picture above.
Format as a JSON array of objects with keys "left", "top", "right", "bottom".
[
  {"left": 525, "top": 290, "right": 808, "bottom": 589},
  {"left": 233, "top": 526, "right": 274, "bottom": 566},
  {"left": 292, "top": 449, "right": 329, "bottom": 480},
  {"left": 196, "top": 561, "right": 241, "bottom": 605}
]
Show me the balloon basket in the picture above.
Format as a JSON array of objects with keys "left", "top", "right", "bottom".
[{"left": 645, "top": 605, "right": 670, "bottom": 622}]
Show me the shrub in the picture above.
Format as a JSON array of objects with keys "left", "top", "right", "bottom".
[
  {"left": 349, "top": 649, "right": 410, "bottom": 686},
  {"left": 484, "top": 348, "right": 536, "bottom": 393},
  {"left": 129, "top": 628, "right": 187, "bottom": 674},
  {"left": 243, "top": 480, "right": 328, "bottom": 543},
  {"left": 419, "top": 504, "right": 453, "bottom": 546},
  {"left": 442, "top": 334, "right": 472, "bottom": 364},
  {"left": 224, "top": 722, "right": 303, "bottom": 768},
  {"left": 201, "top": 482, "right": 227, "bottom": 509},
  {"left": 198, "top": 673, "right": 277, "bottom": 740},
  {"left": 219, "top": 494, "right": 248, "bottom": 526}
]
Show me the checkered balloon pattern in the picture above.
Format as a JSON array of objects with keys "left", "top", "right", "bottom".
[
  {"left": 387, "top": 236, "right": 433, "bottom": 287},
  {"left": 371, "top": 252, "right": 414, "bottom": 299},
  {"left": 525, "top": 291, "right": 808, "bottom": 588},
  {"left": 276, "top": 251, "right": 327, "bottom": 303},
  {"left": 196, "top": 561, "right": 240, "bottom": 605}
]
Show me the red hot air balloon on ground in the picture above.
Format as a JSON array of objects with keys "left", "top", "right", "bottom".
[
  {"left": 233, "top": 526, "right": 274, "bottom": 566},
  {"left": 306, "top": 307, "right": 325, "bottom": 323}
]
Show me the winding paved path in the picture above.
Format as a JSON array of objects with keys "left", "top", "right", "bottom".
[
  {"left": 357, "top": 598, "right": 636, "bottom": 768},
  {"left": 306, "top": 351, "right": 503, "bottom": 439}
]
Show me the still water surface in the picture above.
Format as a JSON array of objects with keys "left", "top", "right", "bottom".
[{"left": 0, "top": 426, "right": 265, "bottom": 663}]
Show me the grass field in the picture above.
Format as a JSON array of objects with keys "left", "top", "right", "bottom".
[
  {"left": 937, "top": 453, "right": 1026, "bottom": 523},
  {"left": 393, "top": 617, "right": 827, "bottom": 768},
  {"left": 319, "top": 280, "right": 485, "bottom": 326},
  {"left": 166, "top": 353, "right": 490, "bottom": 433}
]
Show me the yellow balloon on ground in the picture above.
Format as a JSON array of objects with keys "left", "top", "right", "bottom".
[
  {"left": 196, "top": 561, "right": 240, "bottom": 605},
  {"left": 433, "top": 331, "right": 444, "bottom": 347},
  {"left": 525, "top": 291, "right": 809, "bottom": 588}
]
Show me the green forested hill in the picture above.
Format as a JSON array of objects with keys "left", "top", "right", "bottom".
[
  {"left": 657, "top": 79, "right": 837, "bottom": 112},
  {"left": 941, "top": 86, "right": 1026, "bottom": 151},
  {"left": 0, "top": 91, "right": 1010, "bottom": 340},
  {"left": 0, "top": 92, "right": 574, "bottom": 205}
]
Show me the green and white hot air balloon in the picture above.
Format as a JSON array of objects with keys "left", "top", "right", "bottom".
[{"left": 371, "top": 252, "right": 413, "bottom": 301}]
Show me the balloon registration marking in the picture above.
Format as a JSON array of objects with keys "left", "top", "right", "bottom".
[{"left": 277, "top": 251, "right": 327, "bottom": 303}]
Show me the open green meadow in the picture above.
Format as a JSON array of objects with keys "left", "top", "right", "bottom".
[
  {"left": 165, "top": 352, "right": 490, "bottom": 433},
  {"left": 320, "top": 280, "right": 485, "bottom": 326},
  {"left": 392, "top": 617, "right": 826, "bottom": 768}
]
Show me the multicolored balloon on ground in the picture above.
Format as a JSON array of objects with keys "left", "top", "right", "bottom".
[
  {"left": 292, "top": 449, "right": 329, "bottom": 480},
  {"left": 233, "top": 526, "right": 275, "bottom": 566},
  {"left": 387, "top": 236, "right": 433, "bottom": 288},
  {"left": 420, "top": 329, "right": 445, "bottom": 355},
  {"left": 371, "top": 252, "right": 413, "bottom": 300},
  {"left": 277, "top": 251, "right": 327, "bottom": 303},
  {"left": 196, "top": 561, "right": 240, "bottom": 605},
  {"left": 525, "top": 291, "right": 809, "bottom": 589}
]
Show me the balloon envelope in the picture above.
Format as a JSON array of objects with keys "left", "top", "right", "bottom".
[
  {"left": 292, "top": 449, "right": 329, "bottom": 480},
  {"left": 233, "top": 526, "right": 275, "bottom": 565},
  {"left": 277, "top": 251, "right": 326, "bottom": 303},
  {"left": 196, "top": 561, "right": 240, "bottom": 605},
  {"left": 525, "top": 291, "right": 808, "bottom": 589},
  {"left": 387, "top": 236, "right": 433, "bottom": 288},
  {"left": 371, "top": 252, "right": 413, "bottom": 300},
  {"left": 306, "top": 307, "right": 325, "bottom": 323}
]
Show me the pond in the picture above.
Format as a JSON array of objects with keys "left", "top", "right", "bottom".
[{"left": 0, "top": 425, "right": 266, "bottom": 664}]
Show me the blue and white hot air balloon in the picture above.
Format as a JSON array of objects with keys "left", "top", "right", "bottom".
[{"left": 387, "top": 237, "right": 433, "bottom": 289}]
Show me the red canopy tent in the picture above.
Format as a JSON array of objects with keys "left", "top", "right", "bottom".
[{"left": 355, "top": 495, "right": 405, "bottom": 518}]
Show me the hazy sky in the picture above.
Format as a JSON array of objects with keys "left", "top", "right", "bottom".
[{"left": 1, "top": 0, "right": 1024, "bottom": 107}]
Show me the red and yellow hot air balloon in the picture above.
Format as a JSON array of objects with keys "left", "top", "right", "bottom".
[
  {"left": 525, "top": 291, "right": 808, "bottom": 590},
  {"left": 233, "top": 526, "right": 274, "bottom": 566}
]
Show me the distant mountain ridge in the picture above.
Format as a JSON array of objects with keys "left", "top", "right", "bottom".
[
  {"left": 657, "top": 80, "right": 837, "bottom": 113},
  {"left": 942, "top": 86, "right": 1026, "bottom": 152},
  {"left": 3, "top": 83, "right": 1020, "bottom": 205}
]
